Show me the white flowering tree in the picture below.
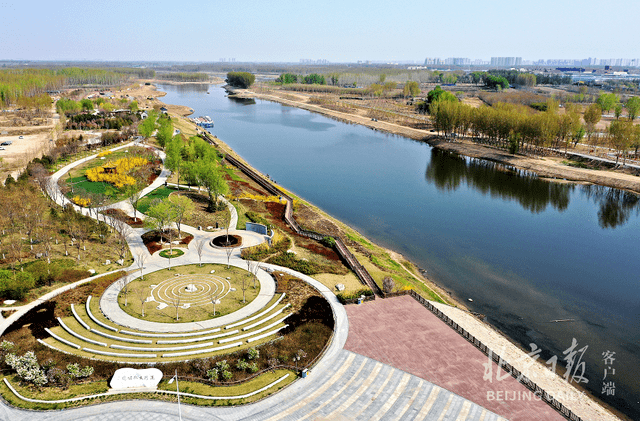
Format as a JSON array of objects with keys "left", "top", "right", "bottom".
[{"left": 5, "top": 351, "right": 47, "bottom": 387}]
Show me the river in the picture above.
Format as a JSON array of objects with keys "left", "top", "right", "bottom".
[{"left": 159, "top": 83, "right": 640, "bottom": 419}]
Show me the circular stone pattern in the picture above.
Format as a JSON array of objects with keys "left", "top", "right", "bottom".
[{"left": 151, "top": 274, "right": 232, "bottom": 307}]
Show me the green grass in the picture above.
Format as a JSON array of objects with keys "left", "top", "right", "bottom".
[
  {"left": 117, "top": 264, "right": 261, "bottom": 323},
  {"left": 159, "top": 249, "right": 185, "bottom": 258},
  {"left": 136, "top": 186, "right": 175, "bottom": 214},
  {"left": 233, "top": 201, "right": 250, "bottom": 230}
]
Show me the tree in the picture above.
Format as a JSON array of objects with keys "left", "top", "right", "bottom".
[
  {"left": 209, "top": 287, "right": 221, "bottom": 316},
  {"left": 138, "top": 111, "right": 157, "bottom": 138},
  {"left": 165, "top": 136, "right": 183, "bottom": 188},
  {"left": 118, "top": 276, "right": 130, "bottom": 306},
  {"left": 170, "top": 290, "right": 182, "bottom": 321},
  {"left": 155, "top": 118, "right": 173, "bottom": 148},
  {"left": 136, "top": 286, "right": 148, "bottom": 317},
  {"left": 194, "top": 159, "right": 229, "bottom": 211},
  {"left": 136, "top": 250, "right": 148, "bottom": 280},
  {"left": 584, "top": 103, "right": 602, "bottom": 149},
  {"left": 145, "top": 198, "right": 178, "bottom": 267},
  {"left": 626, "top": 96, "right": 640, "bottom": 121},
  {"left": 126, "top": 183, "right": 144, "bottom": 219},
  {"left": 470, "top": 71, "right": 485, "bottom": 86},
  {"left": 608, "top": 120, "right": 633, "bottom": 165},
  {"left": 195, "top": 237, "right": 206, "bottom": 267},
  {"left": 226, "top": 72, "right": 255, "bottom": 89},
  {"left": 614, "top": 103, "right": 623, "bottom": 120},
  {"left": 403, "top": 81, "right": 420, "bottom": 98},
  {"left": 225, "top": 247, "right": 233, "bottom": 269},
  {"left": 168, "top": 195, "right": 194, "bottom": 238},
  {"left": 596, "top": 93, "right": 619, "bottom": 114}
]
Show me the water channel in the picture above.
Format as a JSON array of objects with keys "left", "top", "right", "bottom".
[{"left": 159, "top": 83, "right": 640, "bottom": 419}]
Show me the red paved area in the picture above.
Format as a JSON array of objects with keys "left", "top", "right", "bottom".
[{"left": 344, "top": 295, "right": 565, "bottom": 421}]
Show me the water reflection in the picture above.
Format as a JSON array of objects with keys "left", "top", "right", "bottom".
[
  {"left": 228, "top": 96, "right": 256, "bottom": 106},
  {"left": 581, "top": 184, "right": 640, "bottom": 228},
  {"left": 425, "top": 149, "right": 571, "bottom": 213},
  {"left": 168, "top": 83, "right": 210, "bottom": 93}
]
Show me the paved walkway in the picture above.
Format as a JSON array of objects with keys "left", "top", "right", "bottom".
[{"left": 344, "top": 295, "right": 564, "bottom": 421}]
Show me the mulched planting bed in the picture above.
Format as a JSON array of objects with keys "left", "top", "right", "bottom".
[
  {"left": 141, "top": 230, "right": 193, "bottom": 254},
  {"left": 103, "top": 208, "right": 144, "bottom": 227}
]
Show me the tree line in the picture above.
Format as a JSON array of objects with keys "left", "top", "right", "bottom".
[{"left": 226, "top": 72, "right": 255, "bottom": 89}]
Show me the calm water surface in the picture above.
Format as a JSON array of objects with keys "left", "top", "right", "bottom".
[{"left": 161, "top": 84, "right": 640, "bottom": 418}]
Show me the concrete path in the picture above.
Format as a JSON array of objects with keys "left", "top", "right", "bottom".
[{"left": 344, "top": 295, "right": 564, "bottom": 421}]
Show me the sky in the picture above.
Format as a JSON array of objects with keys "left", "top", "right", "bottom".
[{"left": 1, "top": 0, "right": 639, "bottom": 63}]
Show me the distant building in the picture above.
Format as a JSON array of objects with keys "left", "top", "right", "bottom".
[{"left": 490, "top": 57, "right": 522, "bottom": 67}]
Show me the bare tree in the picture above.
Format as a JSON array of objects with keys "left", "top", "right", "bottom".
[
  {"left": 118, "top": 276, "right": 130, "bottom": 306},
  {"left": 136, "top": 286, "right": 148, "bottom": 317},
  {"left": 241, "top": 276, "right": 248, "bottom": 304},
  {"left": 136, "top": 251, "right": 148, "bottom": 280},
  {"left": 225, "top": 247, "right": 233, "bottom": 269},
  {"left": 195, "top": 237, "right": 206, "bottom": 267},
  {"left": 170, "top": 291, "right": 182, "bottom": 321},
  {"left": 208, "top": 288, "right": 221, "bottom": 316},
  {"left": 111, "top": 217, "right": 132, "bottom": 262},
  {"left": 126, "top": 183, "right": 144, "bottom": 220},
  {"left": 251, "top": 262, "right": 262, "bottom": 289}
]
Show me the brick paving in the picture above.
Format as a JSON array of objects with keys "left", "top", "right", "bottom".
[{"left": 344, "top": 295, "right": 565, "bottom": 421}]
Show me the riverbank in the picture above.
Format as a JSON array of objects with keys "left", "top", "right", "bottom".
[
  {"left": 156, "top": 85, "right": 625, "bottom": 421},
  {"left": 229, "top": 85, "right": 640, "bottom": 195}
]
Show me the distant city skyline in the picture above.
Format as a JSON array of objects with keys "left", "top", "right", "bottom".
[{"left": 1, "top": 0, "right": 640, "bottom": 63}]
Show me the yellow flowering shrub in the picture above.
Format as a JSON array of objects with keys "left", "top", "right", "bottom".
[
  {"left": 72, "top": 196, "right": 91, "bottom": 207},
  {"left": 85, "top": 157, "right": 148, "bottom": 188},
  {"left": 97, "top": 150, "right": 113, "bottom": 158}
]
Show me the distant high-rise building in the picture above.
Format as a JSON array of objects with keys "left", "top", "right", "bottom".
[{"left": 490, "top": 57, "right": 522, "bottom": 67}]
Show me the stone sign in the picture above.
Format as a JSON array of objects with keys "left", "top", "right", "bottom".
[{"left": 110, "top": 368, "right": 163, "bottom": 390}]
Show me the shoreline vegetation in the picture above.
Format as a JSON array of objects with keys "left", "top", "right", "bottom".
[
  {"left": 153, "top": 82, "right": 625, "bottom": 421},
  {"left": 226, "top": 84, "right": 640, "bottom": 196}
]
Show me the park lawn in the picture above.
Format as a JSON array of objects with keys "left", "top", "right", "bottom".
[
  {"left": 0, "top": 370, "right": 296, "bottom": 410},
  {"left": 157, "top": 369, "right": 296, "bottom": 404},
  {"left": 136, "top": 186, "right": 174, "bottom": 214},
  {"left": 117, "top": 263, "right": 261, "bottom": 323}
]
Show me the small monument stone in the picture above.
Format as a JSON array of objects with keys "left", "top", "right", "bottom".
[{"left": 110, "top": 368, "right": 163, "bottom": 390}]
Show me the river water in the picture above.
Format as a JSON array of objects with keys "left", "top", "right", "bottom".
[{"left": 160, "top": 84, "right": 640, "bottom": 419}]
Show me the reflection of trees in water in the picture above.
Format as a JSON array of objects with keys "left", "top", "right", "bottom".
[
  {"left": 425, "top": 149, "right": 571, "bottom": 213},
  {"left": 228, "top": 96, "right": 256, "bottom": 106},
  {"left": 581, "top": 185, "right": 640, "bottom": 228},
  {"left": 170, "top": 83, "right": 210, "bottom": 94}
]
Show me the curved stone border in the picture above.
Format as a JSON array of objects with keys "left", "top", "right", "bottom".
[
  {"left": 119, "top": 327, "right": 221, "bottom": 337},
  {"left": 247, "top": 325, "right": 289, "bottom": 343},
  {"left": 71, "top": 304, "right": 91, "bottom": 330},
  {"left": 220, "top": 316, "right": 289, "bottom": 344},
  {"left": 3, "top": 373, "right": 290, "bottom": 404},
  {"left": 36, "top": 339, "right": 159, "bottom": 366},
  {"left": 111, "top": 342, "right": 214, "bottom": 352},
  {"left": 90, "top": 329, "right": 152, "bottom": 344},
  {"left": 57, "top": 318, "right": 107, "bottom": 347},
  {"left": 87, "top": 296, "right": 118, "bottom": 332},
  {"left": 242, "top": 304, "right": 290, "bottom": 331},
  {"left": 83, "top": 347, "right": 156, "bottom": 358},
  {"left": 225, "top": 293, "right": 286, "bottom": 329},
  {"left": 44, "top": 328, "right": 81, "bottom": 350},
  {"left": 156, "top": 330, "right": 238, "bottom": 345},
  {"left": 161, "top": 341, "right": 243, "bottom": 358}
]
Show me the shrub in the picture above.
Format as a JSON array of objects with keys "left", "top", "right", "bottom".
[
  {"left": 206, "top": 368, "right": 218, "bottom": 381},
  {"left": 47, "top": 367, "right": 71, "bottom": 389},
  {"left": 67, "top": 363, "right": 94, "bottom": 378},
  {"left": 267, "top": 252, "right": 320, "bottom": 275},
  {"left": 247, "top": 348, "right": 259, "bottom": 360},
  {"left": 336, "top": 288, "right": 374, "bottom": 304},
  {"left": 382, "top": 277, "right": 395, "bottom": 294},
  {"left": 236, "top": 359, "right": 248, "bottom": 370},
  {"left": 5, "top": 351, "right": 48, "bottom": 387},
  {"left": 321, "top": 236, "right": 336, "bottom": 248}
]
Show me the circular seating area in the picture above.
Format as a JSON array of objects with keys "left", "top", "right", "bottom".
[{"left": 40, "top": 293, "right": 290, "bottom": 363}]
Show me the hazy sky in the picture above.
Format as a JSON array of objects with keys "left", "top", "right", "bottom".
[{"left": 1, "top": 0, "right": 638, "bottom": 62}]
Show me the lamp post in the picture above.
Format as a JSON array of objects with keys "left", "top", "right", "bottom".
[{"left": 168, "top": 369, "right": 182, "bottom": 421}]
